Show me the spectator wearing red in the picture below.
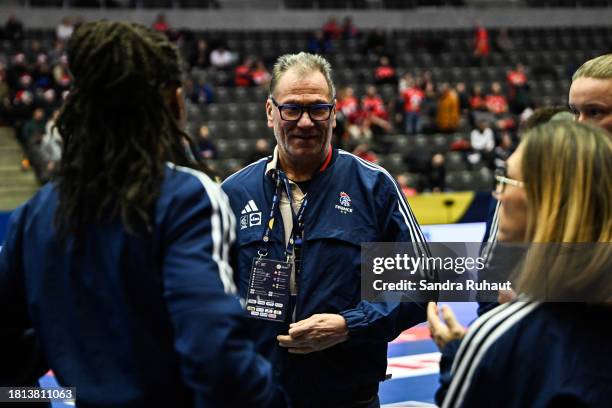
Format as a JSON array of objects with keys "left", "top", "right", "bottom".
[
  {"left": 485, "top": 82, "right": 508, "bottom": 115},
  {"left": 374, "top": 55, "right": 396, "bottom": 85},
  {"left": 396, "top": 174, "right": 418, "bottom": 197},
  {"left": 234, "top": 57, "right": 254, "bottom": 87},
  {"left": 322, "top": 17, "right": 341, "bottom": 41},
  {"left": 507, "top": 63, "right": 531, "bottom": 114},
  {"left": 336, "top": 86, "right": 362, "bottom": 141},
  {"left": 152, "top": 13, "right": 170, "bottom": 34},
  {"left": 250, "top": 59, "right": 271, "bottom": 87},
  {"left": 341, "top": 16, "right": 359, "bottom": 40},
  {"left": 352, "top": 143, "right": 378, "bottom": 164},
  {"left": 401, "top": 75, "right": 425, "bottom": 135},
  {"left": 361, "top": 85, "right": 392, "bottom": 136},
  {"left": 473, "top": 21, "right": 489, "bottom": 62}
]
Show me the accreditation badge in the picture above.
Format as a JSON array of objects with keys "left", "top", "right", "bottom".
[{"left": 246, "top": 258, "right": 290, "bottom": 322}]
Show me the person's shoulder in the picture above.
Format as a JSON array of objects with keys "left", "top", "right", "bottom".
[
  {"left": 221, "top": 157, "right": 268, "bottom": 191},
  {"left": 162, "top": 162, "right": 224, "bottom": 207},
  {"left": 336, "top": 150, "right": 397, "bottom": 189}
]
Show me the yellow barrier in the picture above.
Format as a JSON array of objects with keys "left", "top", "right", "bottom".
[{"left": 406, "top": 192, "right": 476, "bottom": 225}]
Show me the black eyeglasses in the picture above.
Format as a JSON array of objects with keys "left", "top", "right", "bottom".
[
  {"left": 493, "top": 167, "right": 524, "bottom": 199},
  {"left": 270, "top": 96, "right": 335, "bottom": 122}
]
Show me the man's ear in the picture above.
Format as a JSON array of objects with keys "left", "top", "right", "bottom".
[
  {"left": 332, "top": 97, "right": 337, "bottom": 128},
  {"left": 266, "top": 98, "right": 274, "bottom": 128}
]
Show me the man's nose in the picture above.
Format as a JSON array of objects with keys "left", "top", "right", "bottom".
[{"left": 297, "top": 110, "right": 315, "bottom": 127}]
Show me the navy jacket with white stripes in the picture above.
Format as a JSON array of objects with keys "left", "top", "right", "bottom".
[
  {"left": 221, "top": 148, "right": 429, "bottom": 401},
  {"left": 442, "top": 301, "right": 612, "bottom": 408},
  {"left": 0, "top": 164, "right": 286, "bottom": 407}
]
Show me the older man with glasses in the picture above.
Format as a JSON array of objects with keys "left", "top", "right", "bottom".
[{"left": 222, "top": 52, "right": 430, "bottom": 408}]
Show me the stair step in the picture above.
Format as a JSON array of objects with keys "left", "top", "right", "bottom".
[
  {"left": 0, "top": 168, "right": 38, "bottom": 188},
  {"left": 0, "top": 186, "right": 39, "bottom": 211}
]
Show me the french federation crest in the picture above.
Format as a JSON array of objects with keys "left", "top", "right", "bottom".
[{"left": 335, "top": 192, "right": 353, "bottom": 214}]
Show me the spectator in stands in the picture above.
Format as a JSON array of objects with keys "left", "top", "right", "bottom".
[
  {"left": 494, "top": 130, "right": 514, "bottom": 169},
  {"left": 151, "top": 12, "right": 170, "bottom": 34},
  {"left": 195, "top": 124, "right": 218, "bottom": 160},
  {"left": 470, "top": 119, "right": 495, "bottom": 168},
  {"left": 494, "top": 27, "right": 514, "bottom": 53},
  {"left": 436, "top": 83, "right": 460, "bottom": 133},
  {"left": 251, "top": 59, "right": 271, "bottom": 87},
  {"left": 210, "top": 42, "right": 236, "bottom": 70},
  {"left": 0, "top": 21, "right": 287, "bottom": 408},
  {"left": 420, "top": 82, "right": 439, "bottom": 134},
  {"left": 341, "top": 16, "right": 359, "bottom": 41},
  {"left": 456, "top": 82, "right": 470, "bottom": 117},
  {"left": 11, "top": 90, "right": 35, "bottom": 145},
  {"left": 352, "top": 142, "right": 378, "bottom": 164},
  {"left": 322, "top": 17, "right": 341, "bottom": 41},
  {"left": 4, "top": 14, "right": 24, "bottom": 44},
  {"left": 374, "top": 55, "right": 396, "bottom": 85},
  {"left": 56, "top": 17, "right": 74, "bottom": 42},
  {"left": 362, "top": 84, "right": 392, "bottom": 136},
  {"left": 568, "top": 53, "right": 612, "bottom": 133},
  {"left": 40, "top": 108, "right": 62, "bottom": 177},
  {"left": 473, "top": 20, "right": 489, "bottom": 64},
  {"left": 485, "top": 82, "right": 508, "bottom": 116},
  {"left": 308, "top": 30, "right": 332, "bottom": 55},
  {"left": 363, "top": 27, "right": 387, "bottom": 55},
  {"left": 401, "top": 75, "right": 425, "bottom": 135},
  {"left": 428, "top": 153, "right": 446, "bottom": 192},
  {"left": 37, "top": 88, "right": 58, "bottom": 118},
  {"left": 52, "top": 55, "right": 72, "bottom": 94},
  {"left": 507, "top": 63, "right": 530, "bottom": 114},
  {"left": 246, "top": 137, "right": 272, "bottom": 164},
  {"left": 336, "top": 85, "right": 361, "bottom": 140},
  {"left": 189, "top": 38, "right": 210, "bottom": 69},
  {"left": 396, "top": 174, "right": 417, "bottom": 197},
  {"left": 21, "top": 107, "right": 46, "bottom": 147},
  {"left": 235, "top": 56, "right": 254, "bottom": 87},
  {"left": 194, "top": 77, "right": 214, "bottom": 104},
  {"left": 33, "top": 61, "right": 54, "bottom": 91}
]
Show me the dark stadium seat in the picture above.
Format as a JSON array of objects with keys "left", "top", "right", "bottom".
[{"left": 445, "top": 152, "right": 467, "bottom": 172}]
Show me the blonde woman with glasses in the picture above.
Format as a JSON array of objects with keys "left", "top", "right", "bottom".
[{"left": 430, "top": 120, "right": 611, "bottom": 407}]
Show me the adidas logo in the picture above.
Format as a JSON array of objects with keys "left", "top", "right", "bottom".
[
  {"left": 240, "top": 200, "right": 262, "bottom": 230},
  {"left": 241, "top": 200, "right": 259, "bottom": 214}
]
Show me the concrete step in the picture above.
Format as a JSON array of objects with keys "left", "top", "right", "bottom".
[
  {"left": 0, "top": 126, "right": 18, "bottom": 146},
  {"left": 0, "top": 186, "right": 39, "bottom": 211},
  {"left": 0, "top": 167, "right": 38, "bottom": 188},
  {"left": 0, "top": 145, "right": 24, "bottom": 167}
]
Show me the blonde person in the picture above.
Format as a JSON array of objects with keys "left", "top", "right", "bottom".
[{"left": 429, "top": 121, "right": 611, "bottom": 407}]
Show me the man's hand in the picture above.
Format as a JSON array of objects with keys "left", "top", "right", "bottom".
[
  {"left": 426, "top": 302, "right": 466, "bottom": 350},
  {"left": 277, "top": 313, "right": 349, "bottom": 354}
]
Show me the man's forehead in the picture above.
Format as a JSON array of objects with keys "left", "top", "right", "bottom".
[
  {"left": 569, "top": 77, "right": 612, "bottom": 104},
  {"left": 274, "top": 68, "right": 331, "bottom": 100}
]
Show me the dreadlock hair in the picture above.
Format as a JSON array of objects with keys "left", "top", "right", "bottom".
[{"left": 55, "top": 21, "right": 205, "bottom": 241}]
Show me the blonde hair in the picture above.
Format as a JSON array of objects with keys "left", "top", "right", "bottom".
[
  {"left": 269, "top": 52, "right": 335, "bottom": 100},
  {"left": 572, "top": 53, "right": 612, "bottom": 81},
  {"left": 516, "top": 121, "right": 612, "bottom": 301}
]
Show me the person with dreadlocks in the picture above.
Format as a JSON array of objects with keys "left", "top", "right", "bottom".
[{"left": 0, "top": 21, "right": 287, "bottom": 407}]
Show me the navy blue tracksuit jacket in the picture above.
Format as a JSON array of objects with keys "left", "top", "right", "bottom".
[
  {"left": 222, "top": 149, "right": 431, "bottom": 404},
  {"left": 0, "top": 163, "right": 286, "bottom": 407}
]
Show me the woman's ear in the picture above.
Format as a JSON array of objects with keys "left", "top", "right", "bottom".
[{"left": 165, "top": 84, "right": 186, "bottom": 128}]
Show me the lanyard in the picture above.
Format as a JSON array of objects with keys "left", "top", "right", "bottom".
[{"left": 258, "top": 169, "right": 308, "bottom": 264}]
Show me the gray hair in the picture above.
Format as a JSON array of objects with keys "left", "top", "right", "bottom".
[{"left": 269, "top": 52, "right": 335, "bottom": 100}]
